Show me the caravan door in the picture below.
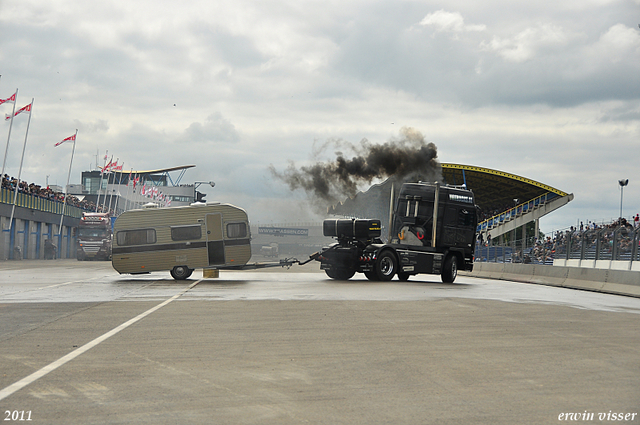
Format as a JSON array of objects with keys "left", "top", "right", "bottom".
[{"left": 205, "top": 213, "right": 225, "bottom": 265}]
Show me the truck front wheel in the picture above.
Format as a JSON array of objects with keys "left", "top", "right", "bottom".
[
  {"left": 441, "top": 255, "right": 458, "bottom": 283},
  {"left": 397, "top": 272, "right": 411, "bottom": 281},
  {"left": 171, "top": 266, "right": 193, "bottom": 280},
  {"left": 375, "top": 251, "right": 397, "bottom": 281},
  {"left": 325, "top": 267, "right": 356, "bottom": 280}
]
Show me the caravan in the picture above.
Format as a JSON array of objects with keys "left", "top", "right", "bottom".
[{"left": 112, "top": 203, "right": 251, "bottom": 279}]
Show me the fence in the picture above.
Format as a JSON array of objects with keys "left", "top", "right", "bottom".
[
  {"left": 0, "top": 187, "right": 86, "bottom": 218},
  {"left": 475, "top": 226, "right": 640, "bottom": 271}
]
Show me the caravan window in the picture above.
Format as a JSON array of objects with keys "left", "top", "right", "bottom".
[
  {"left": 171, "top": 225, "right": 202, "bottom": 241},
  {"left": 117, "top": 229, "right": 156, "bottom": 246},
  {"left": 227, "top": 222, "right": 247, "bottom": 238}
]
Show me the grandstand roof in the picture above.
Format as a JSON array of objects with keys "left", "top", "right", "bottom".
[
  {"left": 329, "top": 163, "right": 571, "bottom": 221},
  {"left": 441, "top": 163, "right": 569, "bottom": 211},
  {"left": 102, "top": 165, "right": 196, "bottom": 175}
]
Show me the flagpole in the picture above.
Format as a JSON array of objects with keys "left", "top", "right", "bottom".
[
  {"left": 116, "top": 166, "right": 126, "bottom": 214},
  {"left": 107, "top": 158, "right": 118, "bottom": 214},
  {"left": 101, "top": 155, "right": 113, "bottom": 213},
  {"left": 1, "top": 88, "right": 18, "bottom": 178},
  {"left": 9, "top": 99, "right": 34, "bottom": 254},
  {"left": 108, "top": 160, "right": 121, "bottom": 214},
  {"left": 57, "top": 129, "right": 78, "bottom": 241},
  {"left": 124, "top": 168, "right": 133, "bottom": 212},
  {"left": 95, "top": 152, "right": 109, "bottom": 212}
]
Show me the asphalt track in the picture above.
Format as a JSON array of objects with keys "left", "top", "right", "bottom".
[{"left": 0, "top": 260, "right": 639, "bottom": 424}]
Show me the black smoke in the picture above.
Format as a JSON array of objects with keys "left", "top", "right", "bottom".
[{"left": 270, "top": 127, "right": 442, "bottom": 207}]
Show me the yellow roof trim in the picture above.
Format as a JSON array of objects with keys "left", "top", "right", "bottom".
[{"left": 442, "top": 163, "right": 568, "bottom": 197}]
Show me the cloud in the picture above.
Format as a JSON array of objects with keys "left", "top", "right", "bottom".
[
  {"left": 73, "top": 119, "right": 110, "bottom": 133},
  {"left": 419, "top": 10, "right": 486, "bottom": 35},
  {"left": 589, "top": 23, "right": 640, "bottom": 64},
  {"left": 180, "top": 112, "right": 240, "bottom": 144},
  {"left": 1, "top": 0, "right": 639, "bottom": 231},
  {"left": 480, "top": 23, "right": 571, "bottom": 63}
]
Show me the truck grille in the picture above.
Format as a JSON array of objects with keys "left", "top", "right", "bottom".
[{"left": 81, "top": 243, "right": 103, "bottom": 254}]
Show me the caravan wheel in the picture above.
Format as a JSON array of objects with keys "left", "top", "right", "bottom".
[{"left": 171, "top": 266, "right": 193, "bottom": 280}]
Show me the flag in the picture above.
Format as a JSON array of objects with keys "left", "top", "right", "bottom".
[
  {"left": 101, "top": 157, "right": 113, "bottom": 174},
  {"left": 5, "top": 102, "right": 32, "bottom": 120},
  {"left": 54, "top": 134, "right": 76, "bottom": 147},
  {"left": 0, "top": 92, "right": 16, "bottom": 105}
]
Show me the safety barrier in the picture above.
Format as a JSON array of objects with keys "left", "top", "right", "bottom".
[{"left": 466, "top": 262, "right": 640, "bottom": 298}]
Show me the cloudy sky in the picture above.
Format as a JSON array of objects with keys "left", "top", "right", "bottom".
[{"left": 1, "top": 0, "right": 639, "bottom": 233}]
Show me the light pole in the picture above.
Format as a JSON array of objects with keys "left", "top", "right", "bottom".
[
  {"left": 194, "top": 181, "right": 215, "bottom": 203},
  {"left": 619, "top": 179, "right": 629, "bottom": 224}
]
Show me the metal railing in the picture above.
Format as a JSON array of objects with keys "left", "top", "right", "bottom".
[
  {"left": 474, "top": 226, "right": 640, "bottom": 266},
  {"left": 0, "top": 187, "right": 87, "bottom": 218},
  {"left": 477, "top": 192, "right": 559, "bottom": 233}
]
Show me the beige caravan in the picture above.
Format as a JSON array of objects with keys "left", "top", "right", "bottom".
[{"left": 112, "top": 203, "right": 251, "bottom": 279}]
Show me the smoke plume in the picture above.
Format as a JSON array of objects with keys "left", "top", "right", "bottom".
[{"left": 270, "top": 127, "right": 442, "bottom": 207}]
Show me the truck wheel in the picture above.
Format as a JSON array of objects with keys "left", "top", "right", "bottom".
[
  {"left": 171, "top": 266, "right": 193, "bottom": 280},
  {"left": 441, "top": 255, "right": 457, "bottom": 283},
  {"left": 397, "top": 272, "right": 410, "bottom": 281},
  {"left": 364, "top": 270, "right": 379, "bottom": 281},
  {"left": 325, "top": 268, "right": 355, "bottom": 280},
  {"left": 374, "top": 251, "right": 397, "bottom": 281}
]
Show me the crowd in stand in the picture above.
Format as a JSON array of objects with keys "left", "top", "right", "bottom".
[
  {"left": 1, "top": 174, "right": 113, "bottom": 214},
  {"left": 479, "top": 215, "right": 640, "bottom": 264},
  {"left": 550, "top": 217, "right": 638, "bottom": 260}
]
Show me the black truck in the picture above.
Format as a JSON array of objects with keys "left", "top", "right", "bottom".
[{"left": 316, "top": 182, "right": 478, "bottom": 283}]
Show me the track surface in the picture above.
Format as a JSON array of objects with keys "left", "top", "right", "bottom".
[{"left": 1, "top": 260, "right": 639, "bottom": 424}]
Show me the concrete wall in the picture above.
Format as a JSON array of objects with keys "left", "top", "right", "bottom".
[
  {"left": 0, "top": 203, "right": 79, "bottom": 260},
  {"left": 465, "top": 262, "right": 640, "bottom": 298}
]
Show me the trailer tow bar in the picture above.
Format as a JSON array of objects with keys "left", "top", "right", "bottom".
[{"left": 216, "top": 250, "right": 325, "bottom": 271}]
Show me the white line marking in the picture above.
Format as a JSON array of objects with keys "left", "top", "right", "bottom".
[
  {"left": 0, "top": 279, "right": 202, "bottom": 402},
  {"left": 1, "top": 276, "right": 103, "bottom": 297}
]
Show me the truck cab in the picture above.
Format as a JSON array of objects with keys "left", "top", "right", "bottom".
[
  {"left": 389, "top": 182, "right": 477, "bottom": 282},
  {"left": 317, "top": 182, "right": 478, "bottom": 283},
  {"left": 77, "top": 212, "right": 113, "bottom": 261}
]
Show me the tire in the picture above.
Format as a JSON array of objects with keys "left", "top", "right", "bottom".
[
  {"left": 441, "top": 255, "right": 458, "bottom": 283},
  {"left": 374, "top": 251, "right": 397, "bottom": 281},
  {"left": 397, "top": 272, "right": 410, "bottom": 281},
  {"left": 325, "top": 267, "right": 356, "bottom": 280},
  {"left": 364, "top": 270, "right": 379, "bottom": 281},
  {"left": 170, "top": 266, "right": 193, "bottom": 280}
]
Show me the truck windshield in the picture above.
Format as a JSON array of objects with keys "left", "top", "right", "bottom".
[{"left": 78, "top": 228, "right": 109, "bottom": 238}]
